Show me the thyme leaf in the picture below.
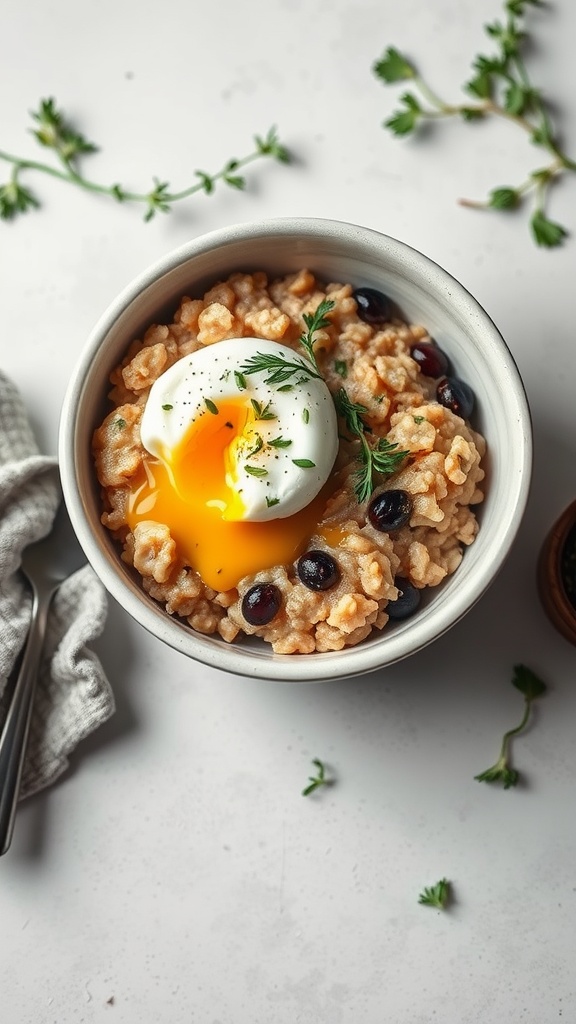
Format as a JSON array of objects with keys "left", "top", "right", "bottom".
[
  {"left": 418, "top": 878, "right": 451, "bottom": 910},
  {"left": 302, "top": 758, "right": 333, "bottom": 797}
]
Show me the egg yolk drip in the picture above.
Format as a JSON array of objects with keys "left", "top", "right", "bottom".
[{"left": 127, "top": 397, "right": 332, "bottom": 591}]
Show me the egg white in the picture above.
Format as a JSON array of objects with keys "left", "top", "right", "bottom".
[{"left": 139, "top": 337, "right": 339, "bottom": 522}]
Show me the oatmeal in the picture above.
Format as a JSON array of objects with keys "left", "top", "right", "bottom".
[{"left": 93, "top": 269, "right": 486, "bottom": 653}]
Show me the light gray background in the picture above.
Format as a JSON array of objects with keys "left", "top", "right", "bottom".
[{"left": 1, "top": 1, "right": 575, "bottom": 1021}]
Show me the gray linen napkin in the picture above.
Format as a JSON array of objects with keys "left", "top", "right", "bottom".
[{"left": 0, "top": 370, "right": 115, "bottom": 799}]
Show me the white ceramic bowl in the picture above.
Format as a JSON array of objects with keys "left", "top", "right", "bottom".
[{"left": 58, "top": 217, "right": 532, "bottom": 682}]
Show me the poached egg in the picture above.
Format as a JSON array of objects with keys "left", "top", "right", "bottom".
[{"left": 127, "top": 337, "right": 339, "bottom": 590}]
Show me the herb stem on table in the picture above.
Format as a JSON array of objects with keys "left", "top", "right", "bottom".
[
  {"left": 0, "top": 98, "right": 290, "bottom": 223},
  {"left": 475, "top": 664, "right": 547, "bottom": 789},
  {"left": 373, "top": 0, "right": 576, "bottom": 247},
  {"left": 302, "top": 758, "right": 333, "bottom": 797}
]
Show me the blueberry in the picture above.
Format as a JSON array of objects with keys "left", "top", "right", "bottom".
[
  {"left": 387, "top": 578, "right": 421, "bottom": 620},
  {"left": 353, "top": 287, "right": 393, "bottom": 325},
  {"left": 411, "top": 341, "right": 449, "bottom": 379},
  {"left": 297, "top": 550, "right": 340, "bottom": 591},
  {"left": 436, "top": 376, "right": 475, "bottom": 419},
  {"left": 368, "top": 489, "right": 413, "bottom": 532},
  {"left": 241, "top": 583, "right": 282, "bottom": 626}
]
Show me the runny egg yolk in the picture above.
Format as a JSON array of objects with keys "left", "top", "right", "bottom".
[{"left": 127, "top": 397, "right": 333, "bottom": 591}]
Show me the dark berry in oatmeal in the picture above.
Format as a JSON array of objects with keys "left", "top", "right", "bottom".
[
  {"left": 368, "top": 489, "right": 413, "bottom": 532},
  {"left": 436, "top": 376, "right": 475, "bottom": 419},
  {"left": 411, "top": 341, "right": 449, "bottom": 379},
  {"left": 297, "top": 550, "right": 341, "bottom": 591},
  {"left": 387, "top": 578, "right": 421, "bottom": 620},
  {"left": 352, "top": 287, "right": 393, "bottom": 325},
  {"left": 242, "top": 583, "right": 282, "bottom": 626}
]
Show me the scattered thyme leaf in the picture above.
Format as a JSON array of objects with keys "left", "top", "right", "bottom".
[
  {"left": 418, "top": 878, "right": 451, "bottom": 910},
  {"left": 334, "top": 359, "right": 348, "bottom": 378},
  {"left": 234, "top": 370, "right": 247, "bottom": 390},
  {"left": 302, "top": 408, "right": 310, "bottom": 424},
  {"left": 204, "top": 398, "right": 219, "bottom": 415},
  {"left": 246, "top": 434, "right": 264, "bottom": 457},
  {"left": 266, "top": 495, "right": 280, "bottom": 507},
  {"left": 268, "top": 436, "right": 292, "bottom": 449},
  {"left": 374, "top": 0, "right": 576, "bottom": 246},
  {"left": 250, "top": 399, "right": 276, "bottom": 421},
  {"left": 475, "top": 664, "right": 547, "bottom": 789},
  {"left": 292, "top": 458, "right": 316, "bottom": 468},
  {"left": 162, "top": 403, "right": 173, "bottom": 411},
  {"left": 114, "top": 417, "right": 127, "bottom": 430},
  {"left": 0, "top": 98, "right": 290, "bottom": 224},
  {"left": 302, "top": 758, "right": 333, "bottom": 797},
  {"left": 245, "top": 465, "right": 268, "bottom": 478}
]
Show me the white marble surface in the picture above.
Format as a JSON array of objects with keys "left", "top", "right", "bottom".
[{"left": 1, "top": 1, "right": 576, "bottom": 1021}]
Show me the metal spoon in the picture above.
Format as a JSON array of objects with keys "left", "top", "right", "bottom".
[{"left": 0, "top": 495, "right": 85, "bottom": 855}]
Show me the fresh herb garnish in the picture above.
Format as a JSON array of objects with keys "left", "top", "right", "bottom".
[
  {"left": 240, "top": 295, "right": 407, "bottom": 502},
  {"left": 268, "top": 436, "right": 292, "bottom": 449},
  {"left": 334, "top": 359, "right": 348, "bottom": 378},
  {"left": 245, "top": 465, "right": 268, "bottom": 478},
  {"left": 266, "top": 496, "right": 280, "bottom": 507},
  {"left": 299, "top": 298, "right": 335, "bottom": 368},
  {"left": 250, "top": 399, "right": 276, "bottom": 421},
  {"left": 245, "top": 434, "right": 264, "bottom": 457},
  {"left": 418, "top": 878, "right": 451, "bottom": 910},
  {"left": 234, "top": 370, "right": 248, "bottom": 391},
  {"left": 239, "top": 299, "right": 335, "bottom": 384},
  {"left": 204, "top": 398, "right": 219, "bottom": 415},
  {"left": 373, "top": 0, "right": 576, "bottom": 247},
  {"left": 0, "top": 99, "right": 290, "bottom": 223},
  {"left": 162, "top": 403, "right": 173, "bottom": 411},
  {"left": 475, "top": 664, "right": 547, "bottom": 789},
  {"left": 114, "top": 417, "right": 127, "bottom": 430},
  {"left": 302, "top": 758, "right": 333, "bottom": 797},
  {"left": 334, "top": 388, "right": 409, "bottom": 502},
  {"left": 240, "top": 351, "right": 322, "bottom": 386}
]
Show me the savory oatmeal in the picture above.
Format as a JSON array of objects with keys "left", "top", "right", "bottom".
[{"left": 92, "top": 269, "right": 486, "bottom": 654}]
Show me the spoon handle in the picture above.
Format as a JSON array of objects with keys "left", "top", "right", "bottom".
[{"left": 0, "top": 582, "right": 54, "bottom": 856}]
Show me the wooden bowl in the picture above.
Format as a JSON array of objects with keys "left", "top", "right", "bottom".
[{"left": 537, "top": 499, "right": 576, "bottom": 646}]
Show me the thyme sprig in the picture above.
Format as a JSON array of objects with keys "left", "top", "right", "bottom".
[
  {"left": 0, "top": 97, "right": 290, "bottom": 223},
  {"left": 239, "top": 298, "right": 334, "bottom": 384},
  {"left": 475, "top": 664, "right": 547, "bottom": 789},
  {"left": 373, "top": 0, "right": 576, "bottom": 247},
  {"left": 334, "top": 389, "right": 409, "bottom": 503},
  {"left": 241, "top": 297, "right": 409, "bottom": 501}
]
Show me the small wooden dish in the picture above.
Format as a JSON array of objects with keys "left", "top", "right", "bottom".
[{"left": 537, "top": 499, "right": 576, "bottom": 646}]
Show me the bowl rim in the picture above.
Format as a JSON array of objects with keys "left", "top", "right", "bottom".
[{"left": 58, "top": 216, "right": 533, "bottom": 681}]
